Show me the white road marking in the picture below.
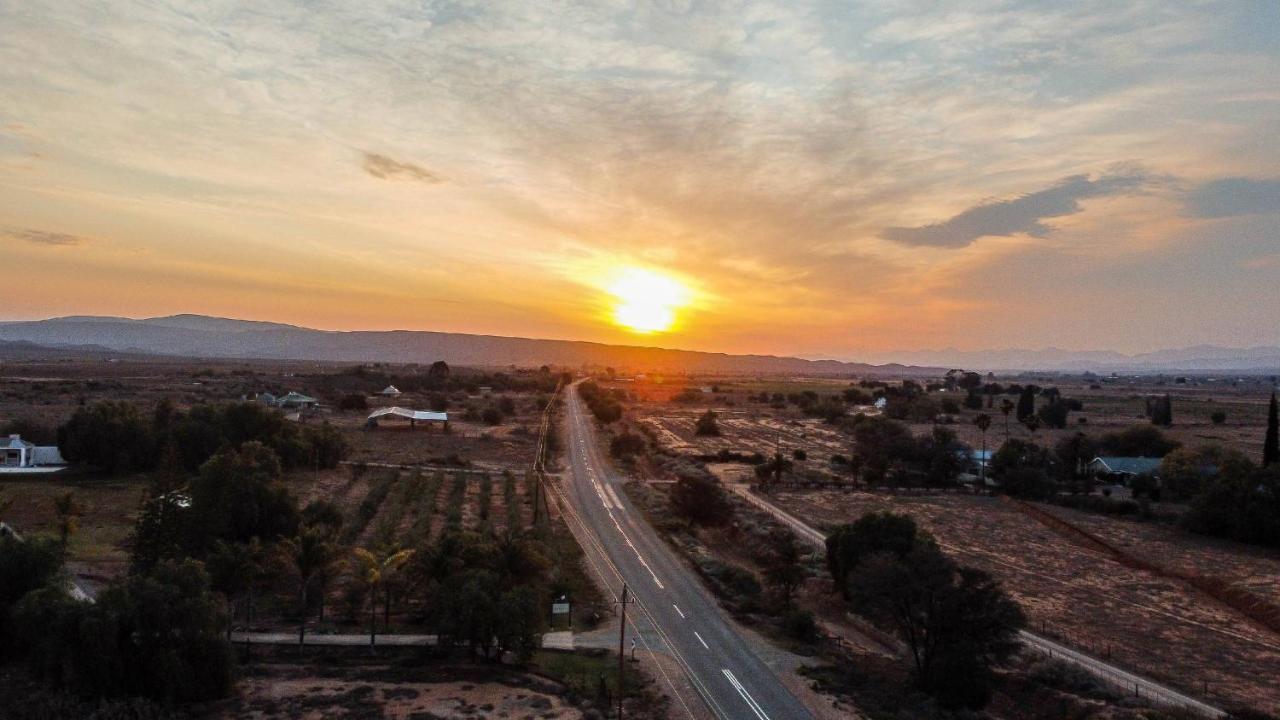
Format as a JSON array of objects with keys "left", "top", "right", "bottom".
[
  {"left": 604, "top": 484, "right": 624, "bottom": 509},
  {"left": 722, "top": 669, "right": 771, "bottom": 720},
  {"left": 694, "top": 631, "right": 709, "bottom": 649},
  {"left": 673, "top": 604, "right": 685, "bottom": 619}
]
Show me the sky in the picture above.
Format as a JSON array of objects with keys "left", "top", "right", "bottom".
[{"left": 1, "top": 0, "right": 1278, "bottom": 361}]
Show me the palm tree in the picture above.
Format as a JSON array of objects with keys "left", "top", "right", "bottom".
[
  {"left": 53, "top": 491, "right": 83, "bottom": 548},
  {"left": 999, "top": 399, "right": 1015, "bottom": 441},
  {"left": 974, "top": 414, "right": 992, "bottom": 485},
  {"left": 351, "top": 546, "right": 415, "bottom": 645},
  {"left": 281, "top": 527, "right": 340, "bottom": 643}
]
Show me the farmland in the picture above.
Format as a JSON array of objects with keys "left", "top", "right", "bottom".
[{"left": 770, "top": 489, "right": 1280, "bottom": 715}]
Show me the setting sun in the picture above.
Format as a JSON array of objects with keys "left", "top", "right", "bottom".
[{"left": 608, "top": 267, "right": 690, "bottom": 334}]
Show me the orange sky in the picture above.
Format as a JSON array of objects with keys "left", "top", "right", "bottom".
[{"left": 2, "top": 2, "right": 1279, "bottom": 360}]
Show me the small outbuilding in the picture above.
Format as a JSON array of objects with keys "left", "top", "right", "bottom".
[
  {"left": 366, "top": 406, "right": 449, "bottom": 431},
  {"left": 379, "top": 385, "right": 402, "bottom": 397}
]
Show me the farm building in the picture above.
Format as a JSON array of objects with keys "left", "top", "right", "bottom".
[
  {"left": 1, "top": 434, "right": 66, "bottom": 472},
  {"left": 366, "top": 406, "right": 449, "bottom": 430},
  {"left": 276, "top": 391, "right": 320, "bottom": 409},
  {"left": 379, "top": 385, "right": 402, "bottom": 397},
  {"left": 1087, "top": 456, "right": 1162, "bottom": 484}
]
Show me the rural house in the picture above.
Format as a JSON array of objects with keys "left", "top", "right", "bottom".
[
  {"left": 1086, "top": 456, "right": 1162, "bottom": 484},
  {"left": 1, "top": 435, "right": 66, "bottom": 472}
]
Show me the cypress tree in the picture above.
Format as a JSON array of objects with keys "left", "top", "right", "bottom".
[
  {"left": 1265, "top": 391, "right": 1279, "bottom": 468},
  {"left": 1016, "top": 386, "right": 1036, "bottom": 421}
]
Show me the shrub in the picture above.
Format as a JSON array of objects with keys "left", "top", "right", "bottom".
[
  {"left": 481, "top": 407, "right": 504, "bottom": 425},
  {"left": 781, "top": 608, "right": 819, "bottom": 643},
  {"left": 669, "top": 474, "right": 734, "bottom": 527},
  {"left": 1211, "top": 411, "right": 1227, "bottom": 425},
  {"left": 694, "top": 410, "right": 721, "bottom": 437}
]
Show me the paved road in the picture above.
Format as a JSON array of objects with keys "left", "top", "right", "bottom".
[
  {"left": 728, "top": 485, "right": 1227, "bottom": 719},
  {"left": 557, "top": 383, "right": 814, "bottom": 720}
]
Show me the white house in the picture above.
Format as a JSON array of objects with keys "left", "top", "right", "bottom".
[
  {"left": 1, "top": 435, "right": 66, "bottom": 472},
  {"left": 379, "top": 385, "right": 402, "bottom": 397}
]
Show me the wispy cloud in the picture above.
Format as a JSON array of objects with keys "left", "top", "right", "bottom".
[
  {"left": 881, "top": 168, "right": 1153, "bottom": 248},
  {"left": 5, "top": 228, "right": 89, "bottom": 247},
  {"left": 361, "top": 152, "right": 442, "bottom": 184},
  {"left": 1185, "top": 178, "right": 1280, "bottom": 218}
]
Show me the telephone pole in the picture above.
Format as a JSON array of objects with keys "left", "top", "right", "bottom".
[{"left": 615, "top": 583, "right": 633, "bottom": 719}]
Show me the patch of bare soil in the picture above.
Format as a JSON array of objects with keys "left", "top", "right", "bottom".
[
  {"left": 775, "top": 490, "right": 1280, "bottom": 715},
  {"left": 220, "top": 663, "right": 583, "bottom": 720}
]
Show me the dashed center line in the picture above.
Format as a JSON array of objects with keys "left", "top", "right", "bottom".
[
  {"left": 694, "top": 631, "right": 709, "bottom": 649},
  {"left": 673, "top": 604, "right": 685, "bottom": 619}
]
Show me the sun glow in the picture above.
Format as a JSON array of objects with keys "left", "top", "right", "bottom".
[{"left": 607, "top": 267, "right": 690, "bottom": 333}]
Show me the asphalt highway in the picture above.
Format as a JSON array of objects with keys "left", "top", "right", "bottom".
[{"left": 558, "top": 383, "right": 815, "bottom": 720}]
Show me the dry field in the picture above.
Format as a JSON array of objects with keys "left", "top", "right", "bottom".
[
  {"left": 772, "top": 489, "right": 1280, "bottom": 715},
  {"left": 0, "top": 473, "right": 146, "bottom": 588},
  {"left": 226, "top": 665, "right": 584, "bottom": 720}
]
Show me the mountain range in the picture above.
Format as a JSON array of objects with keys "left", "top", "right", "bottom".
[
  {"left": 0, "top": 315, "right": 929, "bottom": 375},
  {"left": 0, "top": 315, "right": 1277, "bottom": 374}
]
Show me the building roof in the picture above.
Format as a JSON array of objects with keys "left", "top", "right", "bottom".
[
  {"left": 380, "top": 385, "right": 402, "bottom": 395},
  {"left": 1091, "top": 456, "right": 1163, "bottom": 475},
  {"left": 367, "top": 406, "right": 448, "bottom": 423},
  {"left": 31, "top": 446, "right": 66, "bottom": 465},
  {"left": 278, "top": 391, "right": 319, "bottom": 404},
  {"left": 2, "top": 435, "right": 35, "bottom": 451}
]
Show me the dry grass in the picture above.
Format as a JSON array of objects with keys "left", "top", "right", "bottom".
[{"left": 775, "top": 489, "right": 1280, "bottom": 715}]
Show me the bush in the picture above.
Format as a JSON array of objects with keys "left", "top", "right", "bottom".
[
  {"left": 1099, "top": 425, "right": 1179, "bottom": 457},
  {"left": 1211, "top": 411, "right": 1227, "bottom": 425},
  {"left": 481, "top": 407, "right": 504, "bottom": 425},
  {"left": 781, "top": 608, "right": 819, "bottom": 643},
  {"left": 694, "top": 410, "right": 721, "bottom": 437},
  {"left": 609, "top": 432, "right": 647, "bottom": 460},
  {"left": 669, "top": 474, "right": 734, "bottom": 527}
]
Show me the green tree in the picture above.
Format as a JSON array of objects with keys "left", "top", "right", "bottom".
[
  {"left": 1160, "top": 446, "right": 1251, "bottom": 502},
  {"left": 15, "top": 559, "right": 234, "bottom": 702},
  {"left": 52, "top": 491, "right": 83, "bottom": 548},
  {"left": 824, "top": 511, "right": 922, "bottom": 599},
  {"left": 669, "top": 474, "right": 734, "bottom": 527},
  {"left": 57, "top": 401, "right": 155, "bottom": 474},
  {"left": 849, "top": 544, "right": 1025, "bottom": 709},
  {"left": 694, "top": 409, "right": 721, "bottom": 437},
  {"left": 1099, "top": 425, "right": 1179, "bottom": 457},
  {"left": 281, "top": 527, "right": 340, "bottom": 642},
  {"left": 973, "top": 414, "right": 992, "bottom": 484},
  {"left": 350, "top": 546, "right": 415, "bottom": 638},
  {"left": 763, "top": 530, "right": 807, "bottom": 610},
  {"left": 999, "top": 398, "right": 1015, "bottom": 440},
  {"left": 1016, "top": 386, "right": 1036, "bottom": 422},
  {"left": 187, "top": 442, "right": 299, "bottom": 555}
]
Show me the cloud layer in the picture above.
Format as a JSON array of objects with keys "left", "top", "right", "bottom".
[
  {"left": 0, "top": 1, "right": 1278, "bottom": 355},
  {"left": 5, "top": 228, "right": 88, "bottom": 246},
  {"left": 361, "top": 152, "right": 443, "bottom": 184},
  {"left": 882, "top": 169, "right": 1153, "bottom": 247}
]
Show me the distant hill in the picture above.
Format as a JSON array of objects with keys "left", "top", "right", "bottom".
[
  {"left": 0, "top": 315, "right": 931, "bottom": 376},
  {"left": 855, "top": 345, "right": 1280, "bottom": 373}
]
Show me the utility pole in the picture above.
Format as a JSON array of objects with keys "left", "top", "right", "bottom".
[{"left": 616, "top": 583, "right": 632, "bottom": 719}]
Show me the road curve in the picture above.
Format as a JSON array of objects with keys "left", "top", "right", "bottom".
[{"left": 557, "top": 382, "right": 815, "bottom": 720}]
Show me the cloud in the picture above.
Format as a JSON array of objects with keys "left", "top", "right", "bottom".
[
  {"left": 881, "top": 169, "right": 1153, "bottom": 248},
  {"left": 1184, "top": 178, "right": 1280, "bottom": 218},
  {"left": 5, "top": 228, "right": 88, "bottom": 246},
  {"left": 361, "top": 152, "right": 442, "bottom": 184}
]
